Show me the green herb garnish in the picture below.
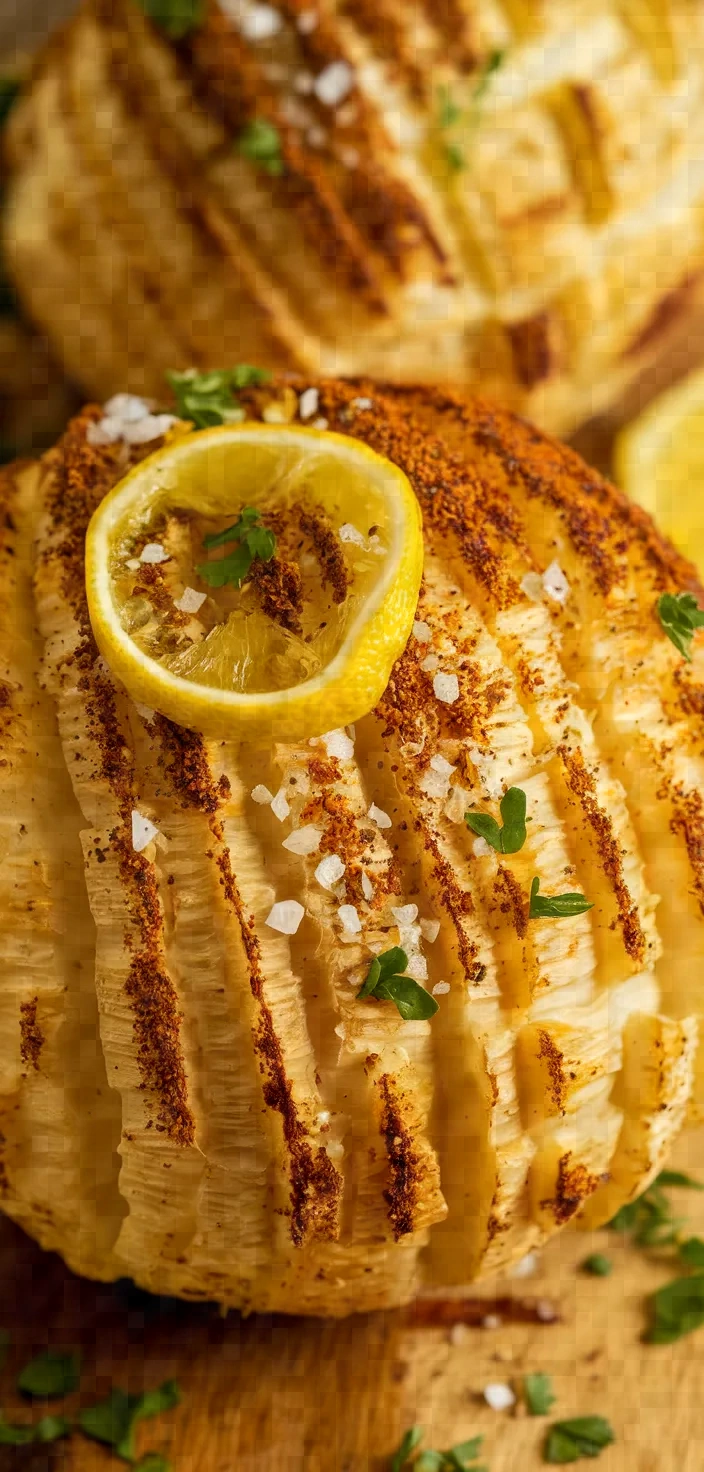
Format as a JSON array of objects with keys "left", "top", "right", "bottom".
[
  {"left": 137, "top": 0, "right": 206, "bottom": 40},
  {"left": 529, "top": 878, "right": 593, "bottom": 920},
  {"left": 17, "top": 1349, "right": 81, "bottom": 1399},
  {"left": 679, "top": 1237, "right": 704, "bottom": 1268},
  {"left": 607, "top": 1171, "right": 698, "bottom": 1247},
  {"left": 237, "top": 118, "right": 285, "bottom": 176},
  {"left": 79, "top": 1380, "right": 180, "bottom": 1462},
  {"left": 544, "top": 1416, "right": 615, "bottom": 1463},
  {"left": 465, "top": 786, "right": 527, "bottom": 854},
  {"left": 646, "top": 1273, "right": 704, "bottom": 1344},
  {"left": 436, "top": 50, "right": 505, "bottom": 171},
  {"left": 358, "top": 947, "right": 439, "bottom": 1021},
  {"left": 167, "top": 365, "right": 270, "bottom": 429},
  {"left": 390, "top": 1427, "right": 486, "bottom": 1470},
  {"left": 0, "top": 1412, "right": 71, "bottom": 1446},
  {"left": 197, "top": 505, "right": 276, "bottom": 590},
  {"left": 582, "top": 1253, "right": 612, "bottom": 1277},
  {"left": 0, "top": 76, "right": 21, "bottom": 131},
  {"left": 657, "top": 591, "right": 704, "bottom": 662},
  {"left": 524, "top": 1372, "right": 556, "bottom": 1416}
]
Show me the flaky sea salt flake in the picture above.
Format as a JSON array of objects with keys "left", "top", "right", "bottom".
[
  {"left": 338, "top": 904, "right": 362, "bottom": 934},
  {"left": 282, "top": 825, "right": 323, "bottom": 856},
  {"left": 361, "top": 872, "right": 374, "bottom": 901},
  {"left": 131, "top": 810, "right": 160, "bottom": 854},
  {"left": 323, "top": 727, "right": 354, "bottom": 760},
  {"left": 368, "top": 803, "right": 391, "bottom": 829},
  {"left": 391, "top": 904, "right": 418, "bottom": 925},
  {"left": 270, "top": 789, "right": 291, "bottom": 821},
  {"left": 174, "top": 587, "right": 207, "bottom": 614},
  {"left": 315, "top": 854, "right": 346, "bottom": 889},
  {"left": 420, "top": 653, "right": 440, "bottom": 672},
  {"left": 434, "top": 672, "right": 460, "bottom": 704},
  {"left": 251, "top": 784, "right": 274, "bottom": 804},
  {"left": 420, "top": 918, "right": 440, "bottom": 943},
  {"left": 299, "top": 387, "right": 319, "bottom": 420},
  {"left": 140, "top": 542, "right": 169, "bottom": 564},
  {"left": 266, "top": 900, "right": 305, "bottom": 935},
  {"left": 413, "top": 620, "right": 431, "bottom": 642},
  {"left": 338, "top": 522, "right": 366, "bottom": 546},
  {"left": 483, "top": 1383, "right": 515, "bottom": 1412},
  {"left": 432, "top": 980, "right": 450, "bottom": 996},
  {"left": 543, "top": 559, "right": 570, "bottom": 604},
  {"left": 314, "top": 60, "right": 354, "bottom": 107}
]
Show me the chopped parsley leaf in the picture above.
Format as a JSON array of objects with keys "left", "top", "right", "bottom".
[
  {"left": 436, "top": 50, "right": 505, "bottom": 171},
  {"left": 524, "top": 1372, "right": 556, "bottom": 1416},
  {"left": 544, "top": 1416, "right": 615, "bottom": 1463},
  {"left": 657, "top": 591, "right": 704, "bottom": 662},
  {"left": 197, "top": 505, "right": 276, "bottom": 590},
  {"left": 582, "top": 1253, "right": 612, "bottom": 1277},
  {"left": 646, "top": 1273, "right": 704, "bottom": 1344},
  {"left": 137, "top": 0, "right": 206, "bottom": 40},
  {"left": 607, "top": 1172, "right": 698, "bottom": 1248},
  {"left": 237, "top": 118, "right": 285, "bottom": 176},
  {"left": 679, "top": 1237, "right": 704, "bottom": 1269},
  {"left": 167, "top": 365, "right": 270, "bottom": 428},
  {"left": 657, "top": 1170, "right": 704, "bottom": 1191},
  {"left": 0, "top": 1413, "right": 71, "bottom": 1446},
  {"left": 465, "top": 786, "right": 527, "bottom": 854},
  {"left": 390, "top": 1427, "right": 485, "bottom": 1470},
  {"left": 79, "top": 1379, "right": 180, "bottom": 1462},
  {"left": 529, "top": 878, "right": 593, "bottom": 920},
  {"left": 17, "top": 1349, "right": 81, "bottom": 1399},
  {"left": 358, "top": 947, "right": 439, "bottom": 1021}
]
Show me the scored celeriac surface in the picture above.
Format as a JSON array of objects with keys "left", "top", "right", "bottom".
[{"left": 1, "top": 376, "right": 703, "bottom": 1315}]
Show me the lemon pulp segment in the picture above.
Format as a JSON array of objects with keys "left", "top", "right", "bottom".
[
  {"left": 85, "top": 423, "right": 423, "bottom": 741},
  {"left": 616, "top": 368, "right": 704, "bottom": 570}
]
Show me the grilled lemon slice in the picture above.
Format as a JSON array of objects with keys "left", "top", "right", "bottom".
[
  {"left": 85, "top": 423, "right": 423, "bottom": 742},
  {"left": 616, "top": 368, "right": 704, "bottom": 570}
]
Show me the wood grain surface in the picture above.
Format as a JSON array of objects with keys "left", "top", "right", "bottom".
[{"left": 1, "top": 1129, "right": 703, "bottom": 1472}]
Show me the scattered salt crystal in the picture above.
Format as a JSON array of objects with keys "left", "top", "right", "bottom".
[
  {"left": 351, "top": 397, "right": 373, "bottom": 410},
  {"left": 123, "top": 413, "right": 178, "bottom": 444},
  {"left": 323, "top": 727, "right": 354, "bottom": 760},
  {"left": 317, "top": 1109, "right": 331, "bottom": 1126},
  {"left": 270, "top": 789, "right": 291, "bottom": 822},
  {"left": 434, "top": 672, "right": 460, "bottom": 704},
  {"left": 405, "top": 953, "right": 428, "bottom": 981},
  {"left": 140, "top": 543, "right": 169, "bottom": 564},
  {"left": 510, "top": 1253, "right": 538, "bottom": 1279},
  {"left": 297, "top": 8, "right": 318, "bottom": 32},
  {"left": 392, "top": 904, "right": 418, "bottom": 925},
  {"left": 134, "top": 702, "right": 155, "bottom": 724},
  {"left": 338, "top": 904, "right": 361, "bottom": 934},
  {"left": 361, "top": 872, "right": 374, "bottom": 901},
  {"left": 238, "top": 3, "right": 282, "bottom": 40},
  {"left": 473, "top": 836, "right": 492, "bottom": 857},
  {"left": 314, "top": 60, "right": 354, "bottom": 107},
  {"left": 299, "top": 386, "right": 319, "bottom": 420},
  {"left": 315, "top": 854, "right": 346, "bottom": 889},
  {"left": 536, "top": 1299, "right": 558, "bottom": 1323},
  {"left": 339, "top": 522, "right": 366, "bottom": 546},
  {"left": 174, "top": 587, "right": 207, "bottom": 614},
  {"left": 266, "top": 899, "right": 305, "bottom": 935},
  {"left": 420, "top": 918, "right": 440, "bottom": 943},
  {"left": 131, "top": 810, "right": 159, "bottom": 854},
  {"left": 543, "top": 559, "right": 570, "bottom": 604},
  {"left": 449, "top": 1323, "right": 467, "bottom": 1346},
  {"left": 421, "top": 653, "right": 440, "bottom": 672},
  {"left": 413, "top": 620, "right": 431, "bottom": 643},
  {"left": 104, "top": 393, "right": 150, "bottom": 421},
  {"left": 251, "top": 784, "right": 274, "bottom": 804},
  {"left": 126, "top": 558, "right": 141, "bottom": 571},
  {"left": 334, "top": 1021, "right": 347, "bottom": 1041},
  {"left": 484, "top": 1384, "right": 515, "bottom": 1412},
  {"left": 420, "top": 766, "right": 451, "bottom": 801},
  {"left": 430, "top": 754, "right": 454, "bottom": 776},
  {"left": 87, "top": 418, "right": 122, "bottom": 446},
  {"left": 482, "top": 1314, "right": 502, "bottom": 1330},
  {"left": 282, "top": 825, "right": 322, "bottom": 856},
  {"left": 520, "top": 571, "right": 543, "bottom": 603},
  {"left": 368, "top": 803, "right": 391, "bottom": 829},
  {"left": 432, "top": 980, "right": 450, "bottom": 995},
  {"left": 312, "top": 416, "right": 329, "bottom": 430}
]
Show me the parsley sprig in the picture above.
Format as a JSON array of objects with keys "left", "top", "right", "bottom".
[
  {"left": 390, "top": 1426, "right": 486, "bottom": 1470},
  {"left": 79, "top": 1379, "right": 180, "bottom": 1461},
  {"left": 167, "top": 365, "right": 270, "bottom": 428},
  {"left": 608, "top": 1170, "right": 702, "bottom": 1248},
  {"left": 582, "top": 1253, "right": 612, "bottom": 1277},
  {"left": 544, "top": 1416, "right": 615, "bottom": 1464},
  {"left": 237, "top": 119, "right": 285, "bottom": 176},
  {"left": 465, "top": 786, "right": 527, "bottom": 854},
  {"left": 197, "top": 505, "right": 276, "bottom": 590},
  {"left": 524, "top": 1372, "right": 556, "bottom": 1416},
  {"left": 436, "top": 50, "right": 505, "bottom": 171},
  {"left": 137, "top": 0, "right": 205, "bottom": 40},
  {"left": 17, "top": 1349, "right": 81, "bottom": 1398},
  {"left": 657, "top": 591, "right": 704, "bottom": 661},
  {"left": 358, "top": 947, "right": 439, "bottom": 1021},
  {"left": 0, "top": 1413, "right": 71, "bottom": 1446},
  {"left": 607, "top": 1169, "right": 704, "bottom": 1343},
  {"left": 529, "top": 878, "right": 593, "bottom": 920}
]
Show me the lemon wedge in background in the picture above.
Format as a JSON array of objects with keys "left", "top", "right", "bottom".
[
  {"left": 615, "top": 368, "right": 704, "bottom": 570},
  {"left": 86, "top": 423, "right": 423, "bottom": 742}
]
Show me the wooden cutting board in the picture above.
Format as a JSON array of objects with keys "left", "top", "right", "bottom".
[{"left": 2, "top": 1128, "right": 704, "bottom": 1472}]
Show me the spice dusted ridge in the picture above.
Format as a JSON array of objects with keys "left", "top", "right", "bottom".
[{"left": 1, "top": 371, "right": 703, "bottom": 1316}]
